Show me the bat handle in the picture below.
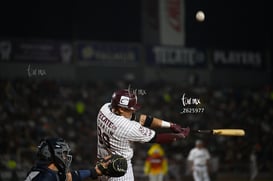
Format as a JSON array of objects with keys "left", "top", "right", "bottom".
[{"left": 195, "top": 130, "right": 212, "bottom": 134}]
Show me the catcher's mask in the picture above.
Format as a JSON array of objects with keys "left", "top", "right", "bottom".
[{"left": 37, "top": 137, "right": 72, "bottom": 174}]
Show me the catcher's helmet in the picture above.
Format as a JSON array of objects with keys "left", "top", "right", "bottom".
[
  {"left": 111, "top": 89, "right": 140, "bottom": 111},
  {"left": 36, "top": 138, "right": 72, "bottom": 173}
]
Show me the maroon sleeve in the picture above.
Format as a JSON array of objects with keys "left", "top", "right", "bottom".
[{"left": 149, "top": 133, "right": 185, "bottom": 144}]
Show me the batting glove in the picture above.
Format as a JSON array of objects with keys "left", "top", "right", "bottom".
[
  {"left": 180, "top": 127, "right": 190, "bottom": 138},
  {"left": 170, "top": 123, "right": 183, "bottom": 133}
]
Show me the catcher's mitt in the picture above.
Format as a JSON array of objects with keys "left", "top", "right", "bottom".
[{"left": 97, "top": 154, "right": 127, "bottom": 177}]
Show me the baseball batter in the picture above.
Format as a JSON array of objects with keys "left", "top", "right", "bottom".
[
  {"left": 187, "top": 140, "right": 211, "bottom": 181},
  {"left": 96, "top": 89, "right": 190, "bottom": 181}
]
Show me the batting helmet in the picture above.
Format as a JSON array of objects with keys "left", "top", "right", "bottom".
[
  {"left": 36, "top": 138, "right": 72, "bottom": 173},
  {"left": 111, "top": 89, "right": 140, "bottom": 111}
]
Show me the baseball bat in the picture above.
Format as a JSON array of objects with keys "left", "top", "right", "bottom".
[{"left": 193, "top": 129, "right": 245, "bottom": 136}]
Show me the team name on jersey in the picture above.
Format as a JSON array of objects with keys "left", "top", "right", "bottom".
[{"left": 98, "top": 111, "right": 117, "bottom": 134}]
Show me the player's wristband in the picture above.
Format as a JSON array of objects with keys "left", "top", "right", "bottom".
[
  {"left": 161, "top": 120, "right": 171, "bottom": 128},
  {"left": 144, "top": 115, "right": 153, "bottom": 127}
]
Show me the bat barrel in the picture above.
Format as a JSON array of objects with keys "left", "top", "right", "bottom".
[
  {"left": 193, "top": 129, "right": 245, "bottom": 136},
  {"left": 212, "top": 129, "right": 245, "bottom": 136}
]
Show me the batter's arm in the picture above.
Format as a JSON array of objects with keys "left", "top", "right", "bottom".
[
  {"left": 148, "top": 131, "right": 190, "bottom": 144},
  {"left": 138, "top": 114, "right": 165, "bottom": 128},
  {"left": 136, "top": 114, "right": 185, "bottom": 134}
]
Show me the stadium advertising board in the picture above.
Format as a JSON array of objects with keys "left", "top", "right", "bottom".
[
  {"left": 76, "top": 41, "right": 140, "bottom": 66},
  {"left": 212, "top": 50, "right": 265, "bottom": 69},
  {"left": 146, "top": 45, "right": 206, "bottom": 67},
  {"left": 5, "top": 40, "right": 72, "bottom": 63}
]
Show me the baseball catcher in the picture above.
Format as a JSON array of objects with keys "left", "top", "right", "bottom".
[{"left": 24, "top": 137, "right": 127, "bottom": 181}]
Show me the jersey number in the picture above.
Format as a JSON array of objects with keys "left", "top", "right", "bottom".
[{"left": 98, "top": 127, "right": 111, "bottom": 148}]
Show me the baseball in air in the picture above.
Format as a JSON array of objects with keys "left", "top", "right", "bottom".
[{"left": 196, "top": 10, "right": 205, "bottom": 22}]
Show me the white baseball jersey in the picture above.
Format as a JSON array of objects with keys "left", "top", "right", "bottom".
[
  {"left": 97, "top": 103, "right": 156, "bottom": 181},
  {"left": 187, "top": 147, "right": 211, "bottom": 181},
  {"left": 187, "top": 147, "right": 210, "bottom": 166}
]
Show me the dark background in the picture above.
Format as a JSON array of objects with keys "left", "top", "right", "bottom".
[
  {"left": 0, "top": 0, "right": 272, "bottom": 50},
  {"left": 0, "top": 1, "right": 273, "bottom": 180}
]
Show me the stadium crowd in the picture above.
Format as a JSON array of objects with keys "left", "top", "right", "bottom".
[{"left": 0, "top": 79, "right": 272, "bottom": 180}]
